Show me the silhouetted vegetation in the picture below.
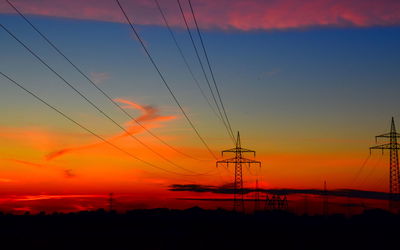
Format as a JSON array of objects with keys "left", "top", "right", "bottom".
[{"left": 0, "top": 208, "right": 398, "bottom": 250}]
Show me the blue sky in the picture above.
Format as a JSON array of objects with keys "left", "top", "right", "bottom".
[{"left": 2, "top": 14, "right": 400, "bottom": 145}]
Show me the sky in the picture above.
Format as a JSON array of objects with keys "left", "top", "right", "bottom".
[{"left": 1, "top": 0, "right": 400, "bottom": 213}]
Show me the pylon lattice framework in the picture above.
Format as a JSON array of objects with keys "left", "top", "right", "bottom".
[
  {"left": 109, "top": 193, "right": 114, "bottom": 211},
  {"left": 217, "top": 132, "right": 261, "bottom": 212},
  {"left": 323, "top": 181, "right": 329, "bottom": 216},
  {"left": 265, "top": 194, "right": 288, "bottom": 210},
  {"left": 370, "top": 117, "right": 400, "bottom": 209}
]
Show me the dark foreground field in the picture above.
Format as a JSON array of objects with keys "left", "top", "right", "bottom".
[{"left": 0, "top": 208, "right": 398, "bottom": 250}]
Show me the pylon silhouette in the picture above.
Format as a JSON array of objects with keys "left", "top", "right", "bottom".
[
  {"left": 370, "top": 117, "right": 400, "bottom": 210},
  {"left": 217, "top": 132, "right": 261, "bottom": 212}
]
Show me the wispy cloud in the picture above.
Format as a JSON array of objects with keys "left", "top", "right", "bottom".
[
  {"left": 14, "top": 194, "right": 104, "bottom": 202},
  {"left": 90, "top": 72, "right": 110, "bottom": 85},
  {"left": 5, "top": 158, "right": 47, "bottom": 168},
  {"left": 257, "top": 68, "right": 282, "bottom": 80},
  {"left": 46, "top": 98, "right": 176, "bottom": 160}
]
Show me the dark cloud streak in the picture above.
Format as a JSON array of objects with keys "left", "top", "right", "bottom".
[{"left": 169, "top": 184, "right": 399, "bottom": 201}]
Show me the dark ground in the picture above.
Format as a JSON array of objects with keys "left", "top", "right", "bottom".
[{"left": 0, "top": 208, "right": 398, "bottom": 250}]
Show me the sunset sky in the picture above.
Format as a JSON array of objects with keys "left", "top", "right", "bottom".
[{"left": 1, "top": 0, "right": 400, "bottom": 213}]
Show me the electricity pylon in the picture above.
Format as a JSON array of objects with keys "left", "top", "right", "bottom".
[
  {"left": 109, "top": 193, "right": 114, "bottom": 212},
  {"left": 370, "top": 117, "right": 400, "bottom": 210},
  {"left": 265, "top": 194, "right": 288, "bottom": 211},
  {"left": 323, "top": 181, "right": 329, "bottom": 216},
  {"left": 254, "top": 179, "right": 261, "bottom": 212},
  {"left": 217, "top": 132, "right": 261, "bottom": 212}
]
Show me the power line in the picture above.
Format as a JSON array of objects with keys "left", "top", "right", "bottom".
[
  {"left": 153, "top": 0, "right": 222, "bottom": 125},
  {"left": 0, "top": 23, "right": 204, "bottom": 175},
  {"left": 359, "top": 154, "right": 383, "bottom": 187},
  {"left": 176, "top": 0, "right": 235, "bottom": 143},
  {"left": 351, "top": 154, "right": 371, "bottom": 186},
  {"left": 187, "top": 0, "right": 235, "bottom": 140},
  {"left": 5, "top": 0, "right": 205, "bottom": 162},
  {"left": 115, "top": 0, "right": 217, "bottom": 159},
  {"left": 0, "top": 71, "right": 198, "bottom": 177}
]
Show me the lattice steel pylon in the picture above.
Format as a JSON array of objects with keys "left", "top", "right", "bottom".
[
  {"left": 254, "top": 179, "right": 261, "bottom": 212},
  {"left": 370, "top": 117, "right": 400, "bottom": 210},
  {"left": 109, "top": 193, "right": 114, "bottom": 212},
  {"left": 265, "top": 194, "right": 288, "bottom": 211},
  {"left": 217, "top": 132, "right": 261, "bottom": 212},
  {"left": 323, "top": 181, "right": 329, "bottom": 216}
]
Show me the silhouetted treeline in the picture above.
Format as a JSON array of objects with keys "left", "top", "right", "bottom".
[{"left": 0, "top": 208, "right": 398, "bottom": 250}]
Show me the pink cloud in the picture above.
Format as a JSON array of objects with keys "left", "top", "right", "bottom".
[
  {"left": 114, "top": 98, "right": 174, "bottom": 123},
  {"left": 5, "top": 158, "right": 48, "bottom": 168},
  {"left": 46, "top": 98, "right": 176, "bottom": 160},
  {"left": 1, "top": 0, "right": 400, "bottom": 31}
]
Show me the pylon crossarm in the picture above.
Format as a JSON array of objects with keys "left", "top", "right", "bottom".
[
  {"left": 217, "top": 157, "right": 261, "bottom": 164},
  {"left": 216, "top": 161, "right": 229, "bottom": 167},
  {"left": 237, "top": 147, "right": 256, "bottom": 153},
  {"left": 245, "top": 162, "right": 261, "bottom": 169},
  {"left": 376, "top": 133, "right": 400, "bottom": 139},
  {"left": 222, "top": 147, "right": 256, "bottom": 154},
  {"left": 240, "top": 158, "right": 261, "bottom": 165},
  {"left": 240, "top": 148, "right": 257, "bottom": 157},
  {"left": 216, "top": 159, "right": 235, "bottom": 169},
  {"left": 370, "top": 143, "right": 400, "bottom": 150},
  {"left": 221, "top": 150, "right": 233, "bottom": 157},
  {"left": 217, "top": 157, "right": 239, "bottom": 164}
]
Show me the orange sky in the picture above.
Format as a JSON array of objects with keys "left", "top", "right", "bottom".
[
  {"left": 0, "top": 98, "right": 389, "bottom": 203},
  {"left": 1, "top": 0, "right": 399, "bottom": 214}
]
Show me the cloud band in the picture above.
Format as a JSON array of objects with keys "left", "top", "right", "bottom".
[{"left": 2, "top": 0, "right": 400, "bottom": 31}]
